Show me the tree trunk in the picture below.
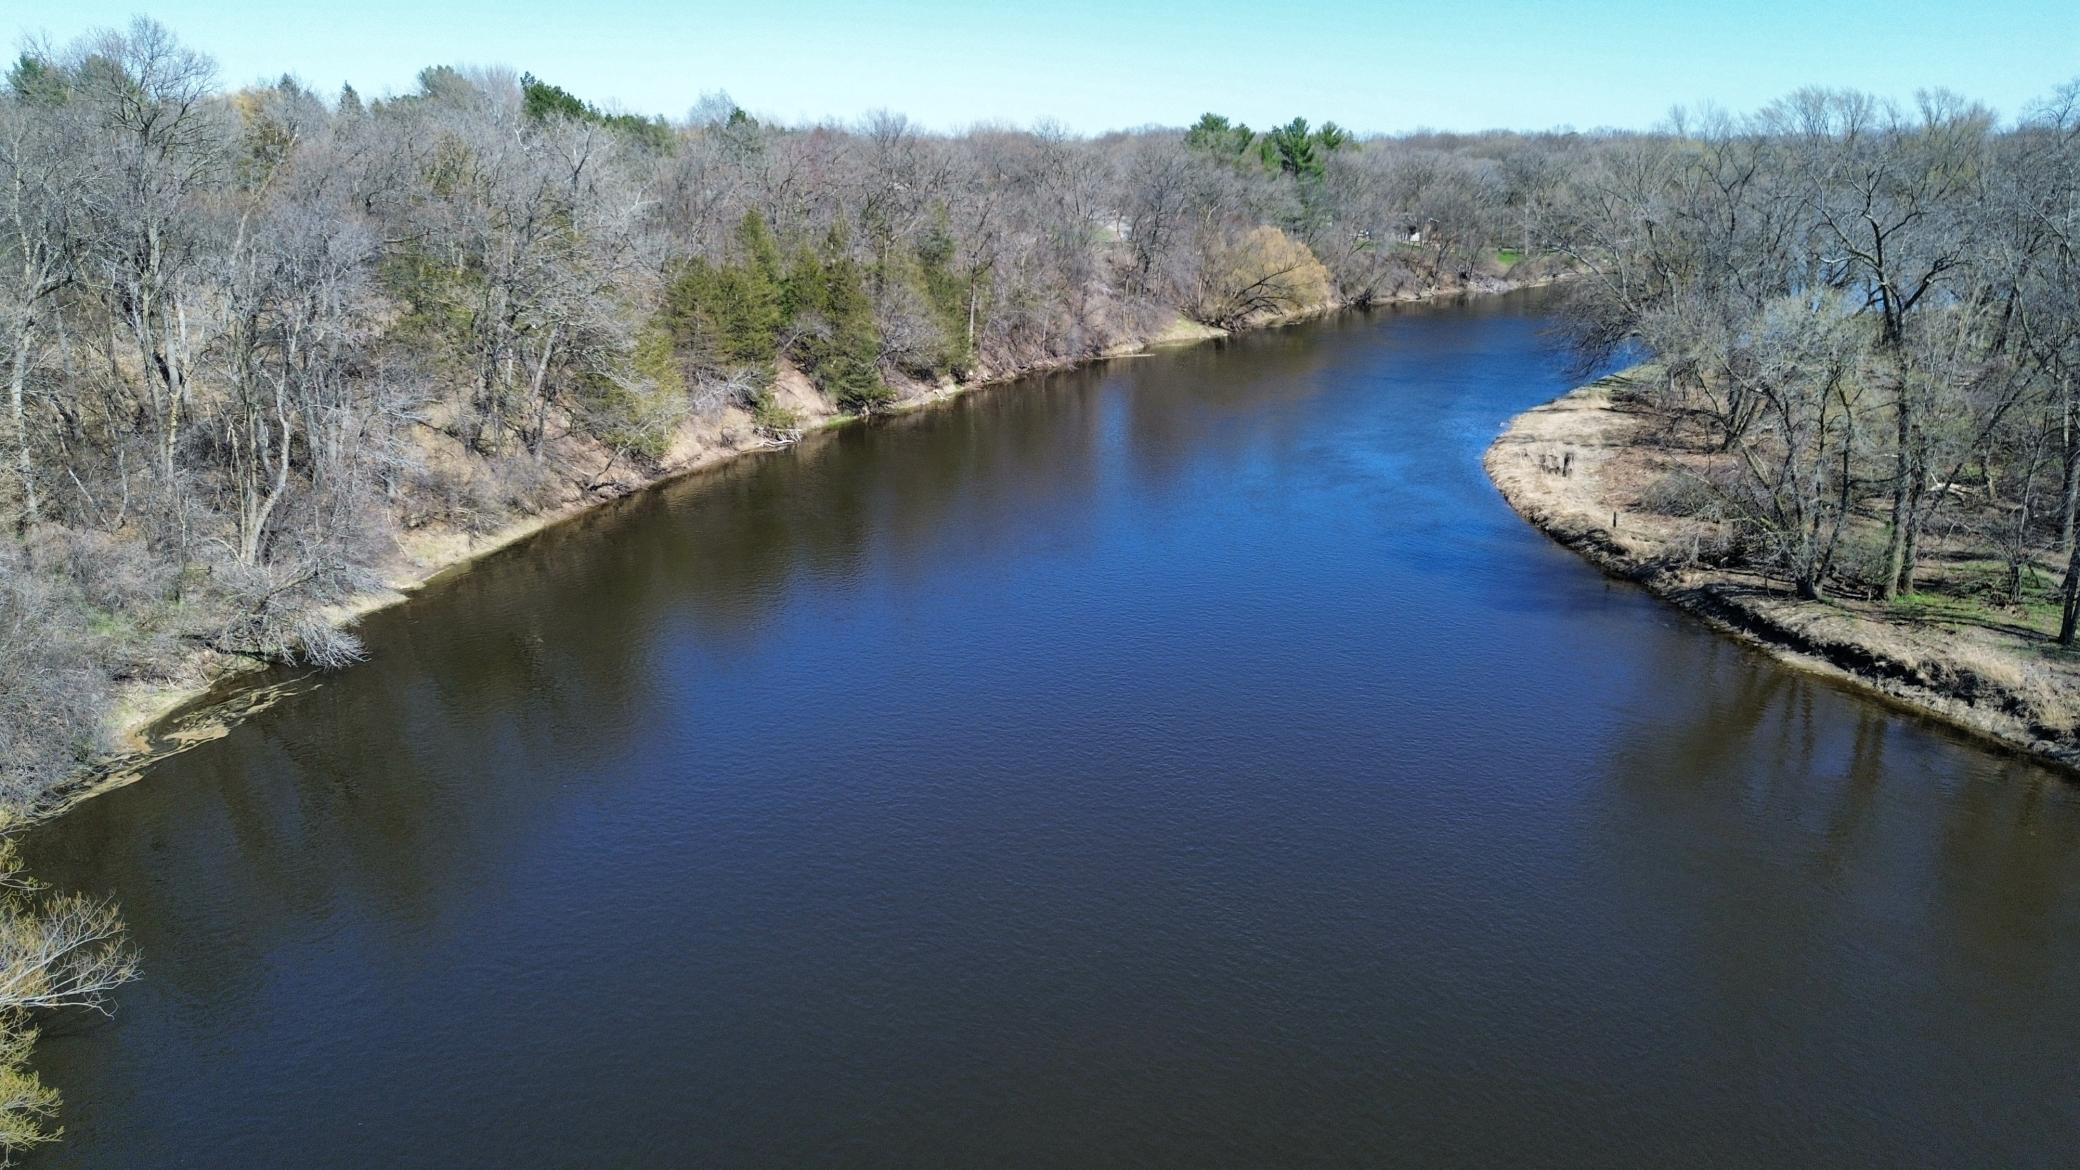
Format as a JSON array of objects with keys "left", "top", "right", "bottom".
[
  {"left": 1899, "top": 469, "right": 1926, "bottom": 596},
  {"left": 965, "top": 282, "right": 978, "bottom": 364},
  {"left": 524, "top": 325, "right": 557, "bottom": 458},
  {"left": 1880, "top": 390, "right": 1914, "bottom": 600},
  {"left": 159, "top": 298, "right": 192, "bottom": 488},
  {"left": 2062, "top": 536, "right": 2080, "bottom": 647},
  {"left": 245, "top": 396, "right": 293, "bottom": 565},
  {"left": 8, "top": 325, "right": 37, "bottom": 530},
  {"left": 2060, "top": 379, "right": 2078, "bottom": 553}
]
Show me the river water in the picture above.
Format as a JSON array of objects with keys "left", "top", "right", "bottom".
[{"left": 23, "top": 291, "right": 2080, "bottom": 1167}]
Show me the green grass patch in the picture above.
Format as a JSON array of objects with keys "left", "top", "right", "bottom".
[
  {"left": 1892, "top": 587, "right": 2063, "bottom": 638},
  {"left": 84, "top": 607, "right": 132, "bottom": 639}
]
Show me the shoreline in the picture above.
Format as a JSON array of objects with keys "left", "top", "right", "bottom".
[
  {"left": 69, "top": 276, "right": 1552, "bottom": 819},
  {"left": 1485, "top": 372, "right": 2080, "bottom": 778}
]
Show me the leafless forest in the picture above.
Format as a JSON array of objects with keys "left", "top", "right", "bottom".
[
  {"left": 1553, "top": 81, "right": 2080, "bottom": 712},
  {"left": 3, "top": 18, "right": 2080, "bottom": 814},
  {"left": 0, "top": 14, "right": 2077, "bottom": 1161},
  {"left": 0, "top": 20, "right": 1558, "bottom": 805}
]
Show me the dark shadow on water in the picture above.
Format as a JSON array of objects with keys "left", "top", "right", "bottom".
[{"left": 20, "top": 288, "right": 2080, "bottom": 1169}]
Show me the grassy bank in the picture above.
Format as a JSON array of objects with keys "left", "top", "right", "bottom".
[{"left": 1486, "top": 370, "right": 2080, "bottom": 774}]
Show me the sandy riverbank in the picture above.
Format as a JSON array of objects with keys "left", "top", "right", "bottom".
[{"left": 1485, "top": 371, "right": 2080, "bottom": 775}]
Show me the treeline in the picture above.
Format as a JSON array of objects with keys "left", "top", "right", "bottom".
[
  {"left": 0, "top": 18, "right": 1562, "bottom": 807},
  {"left": 1550, "top": 86, "right": 2080, "bottom": 642}
]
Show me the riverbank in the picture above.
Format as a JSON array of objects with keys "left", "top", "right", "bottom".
[
  {"left": 47, "top": 281, "right": 2080, "bottom": 1170},
  {"left": 1486, "top": 370, "right": 2080, "bottom": 774},
  {"left": 81, "top": 275, "right": 1550, "bottom": 813}
]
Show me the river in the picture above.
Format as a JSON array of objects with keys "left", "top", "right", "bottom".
[{"left": 23, "top": 290, "right": 2080, "bottom": 1167}]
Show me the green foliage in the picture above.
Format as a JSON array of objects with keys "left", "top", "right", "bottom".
[
  {"left": 728, "top": 211, "right": 787, "bottom": 357},
  {"left": 600, "top": 113, "right": 671, "bottom": 151},
  {"left": 1190, "top": 113, "right": 1350, "bottom": 179},
  {"left": 1261, "top": 118, "right": 1324, "bottom": 178},
  {"left": 519, "top": 73, "right": 588, "bottom": 122},
  {"left": 581, "top": 319, "right": 687, "bottom": 461},
  {"left": 787, "top": 232, "right": 889, "bottom": 412},
  {"left": 379, "top": 246, "right": 484, "bottom": 356},
  {"left": 1185, "top": 113, "right": 1254, "bottom": 157},
  {"left": 781, "top": 243, "right": 827, "bottom": 325},
  {"left": 749, "top": 389, "right": 800, "bottom": 436},
  {"left": 663, "top": 212, "right": 790, "bottom": 377},
  {"left": 914, "top": 208, "right": 976, "bottom": 376},
  {"left": 663, "top": 259, "right": 725, "bottom": 364},
  {"left": 518, "top": 72, "right": 672, "bottom": 150},
  {"left": 414, "top": 65, "right": 473, "bottom": 103},
  {"left": 630, "top": 318, "right": 682, "bottom": 393},
  {"left": 736, "top": 209, "right": 784, "bottom": 273},
  {"left": 4, "top": 55, "right": 69, "bottom": 104},
  {"left": 708, "top": 267, "right": 775, "bottom": 365}
]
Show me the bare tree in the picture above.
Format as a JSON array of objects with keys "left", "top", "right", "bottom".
[{"left": 0, "top": 829, "right": 139, "bottom": 1163}]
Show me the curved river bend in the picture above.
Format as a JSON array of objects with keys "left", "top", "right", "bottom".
[{"left": 24, "top": 291, "right": 2080, "bottom": 1168}]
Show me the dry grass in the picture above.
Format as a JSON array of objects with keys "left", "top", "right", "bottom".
[{"left": 1487, "top": 371, "right": 2080, "bottom": 771}]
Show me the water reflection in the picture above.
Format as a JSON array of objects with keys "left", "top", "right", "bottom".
[
  {"left": 1587, "top": 634, "right": 2080, "bottom": 1163},
  {"left": 21, "top": 291, "right": 2080, "bottom": 1169}
]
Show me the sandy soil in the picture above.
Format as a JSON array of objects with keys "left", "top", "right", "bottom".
[{"left": 1486, "top": 371, "right": 2080, "bottom": 774}]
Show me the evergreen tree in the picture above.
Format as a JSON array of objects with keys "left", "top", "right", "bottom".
[
  {"left": 662, "top": 257, "right": 721, "bottom": 357},
  {"left": 916, "top": 207, "right": 975, "bottom": 375},
  {"left": 1261, "top": 118, "right": 1323, "bottom": 178},
  {"left": 661, "top": 216, "right": 789, "bottom": 377},
  {"left": 515, "top": 72, "right": 674, "bottom": 150},
  {"left": 782, "top": 243, "right": 828, "bottom": 330},
  {"left": 818, "top": 250, "right": 889, "bottom": 411},
  {"left": 1185, "top": 113, "right": 1255, "bottom": 157},
  {"left": 783, "top": 230, "right": 887, "bottom": 411},
  {"left": 519, "top": 72, "right": 588, "bottom": 123},
  {"left": 723, "top": 211, "right": 785, "bottom": 362},
  {"left": 415, "top": 65, "right": 473, "bottom": 103}
]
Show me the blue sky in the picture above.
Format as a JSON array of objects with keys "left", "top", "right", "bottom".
[{"left": 15, "top": 0, "right": 2080, "bottom": 133}]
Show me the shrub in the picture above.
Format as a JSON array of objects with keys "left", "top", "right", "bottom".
[
  {"left": 749, "top": 390, "right": 801, "bottom": 438},
  {"left": 1830, "top": 529, "right": 1895, "bottom": 595},
  {"left": 1189, "top": 226, "right": 1332, "bottom": 329},
  {"left": 1639, "top": 471, "right": 1723, "bottom": 520}
]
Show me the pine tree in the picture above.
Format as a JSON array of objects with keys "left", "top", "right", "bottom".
[
  {"left": 662, "top": 257, "right": 720, "bottom": 356},
  {"left": 722, "top": 211, "right": 784, "bottom": 364},
  {"left": 662, "top": 219, "right": 786, "bottom": 376},
  {"left": 781, "top": 243, "right": 827, "bottom": 330},
  {"left": 915, "top": 208, "right": 974, "bottom": 375},
  {"left": 1261, "top": 118, "right": 1323, "bottom": 178},
  {"left": 1185, "top": 113, "right": 1255, "bottom": 158},
  {"left": 818, "top": 250, "right": 889, "bottom": 411},
  {"left": 782, "top": 229, "right": 887, "bottom": 412}
]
